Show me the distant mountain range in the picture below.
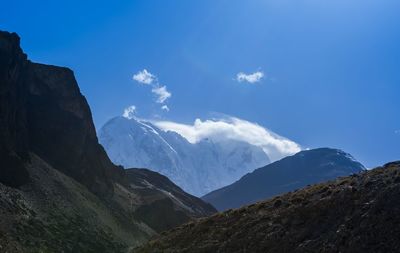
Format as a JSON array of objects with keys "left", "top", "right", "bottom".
[
  {"left": 202, "top": 148, "right": 365, "bottom": 210},
  {"left": 136, "top": 161, "right": 400, "bottom": 253},
  {"left": 99, "top": 116, "right": 270, "bottom": 196},
  {"left": 4, "top": 29, "right": 399, "bottom": 253},
  {"left": 0, "top": 30, "right": 215, "bottom": 252}
]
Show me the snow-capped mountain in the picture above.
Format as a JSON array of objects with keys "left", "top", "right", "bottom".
[{"left": 99, "top": 116, "right": 270, "bottom": 196}]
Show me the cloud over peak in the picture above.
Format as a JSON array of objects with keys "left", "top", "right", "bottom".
[
  {"left": 153, "top": 116, "right": 301, "bottom": 162},
  {"left": 122, "top": 105, "right": 136, "bottom": 119},
  {"left": 236, "top": 71, "right": 264, "bottom": 83}
]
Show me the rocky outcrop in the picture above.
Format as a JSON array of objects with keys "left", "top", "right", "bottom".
[
  {"left": 0, "top": 32, "right": 30, "bottom": 187},
  {"left": 0, "top": 31, "right": 120, "bottom": 195},
  {"left": 136, "top": 161, "right": 400, "bottom": 253},
  {"left": 0, "top": 30, "right": 216, "bottom": 252}
]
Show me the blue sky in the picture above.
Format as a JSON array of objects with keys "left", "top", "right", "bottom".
[{"left": 1, "top": 0, "right": 399, "bottom": 167}]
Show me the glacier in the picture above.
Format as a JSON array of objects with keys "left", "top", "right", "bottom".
[{"left": 99, "top": 116, "right": 271, "bottom": 196}]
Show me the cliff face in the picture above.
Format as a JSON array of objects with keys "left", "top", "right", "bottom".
[
  {"left": 25, "top": 61, "right": 122, "bottom": 196},
  {"left": 0, "top": 32, "right": 30, "bottom": 187},
  {"left": 0, "top": 31, "right": 121, "bottom": 195},
  {"left": 0, "top": 31, "right": 216, "bottom": 252}
]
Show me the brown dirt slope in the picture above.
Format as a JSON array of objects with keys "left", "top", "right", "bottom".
[{"left": 136, "top": 161, "right": 400, "bottom": 253}]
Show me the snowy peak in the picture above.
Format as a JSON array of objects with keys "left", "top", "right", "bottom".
[
  {"left": 99, "top": 116, "right": 271, "bottom": 196},
  {"left": 99, "top": 116, "right": 181, "bottom": 175}
]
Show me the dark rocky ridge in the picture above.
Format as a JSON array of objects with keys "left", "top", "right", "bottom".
[
  {"left": 125, "top": 168, "right": 216, "bottom": 231},
  {"left": 0, "top": 32, "right": 30, "bottom": 187},
  {"left": 0, "top": 31, "right": 120, "bottom": 195},
  {"left": 136, "top": 161, "right": 400, "bottom": 253},
  {"left": 0, "top": 30, "right": 216, "bottom": 252},
  {"left": 203, "top": 148, "right": 365, "bottom": 210}
]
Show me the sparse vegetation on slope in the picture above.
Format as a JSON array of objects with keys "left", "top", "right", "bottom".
[{"left": 136, "top": 161, "right": 400, "bottom": 253}]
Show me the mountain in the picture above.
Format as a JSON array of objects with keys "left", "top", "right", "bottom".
[
  {"left": 202, "top": 148, "right": 365, "bottom": 210},
  {"left": 0, "top": 30, "right": 215, "bottom": 252},
  {"left": 136, "top": 161, "right": 400, "bottom": 253},
  {"left": 124, "top": 168, "right": 216, "bottom": 232},
  {"left": 99, "top": 116, "right": 270, "bottom": 196}
]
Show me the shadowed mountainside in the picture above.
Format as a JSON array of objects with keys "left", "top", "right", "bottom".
[
  {"left": 0, "top": 30, "right": 215, "bottom": 252},
  {"left": 203, "top": 148, "right": 365, "bottom": 210},
  {"left": 136, "top": 161, "right": 400, "bottom": 253}
]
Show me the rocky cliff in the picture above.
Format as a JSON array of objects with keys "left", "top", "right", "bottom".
[
  {"left": 0, "top": 31, "right": 215, "bottom": 252},
  {"left": 0, "top": 31, "right": 119, "bottom": 195}
]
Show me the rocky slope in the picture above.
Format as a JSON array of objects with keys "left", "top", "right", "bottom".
[
  {"left": 99, "top": 116, "right": 270, "bottom": 196},
  {"left": 125, "top": 168, "right": 216, "bottom": 232},
  {"left": 203, "top": 148, "right": 365, "bottom": 210},
  {"left": 136, "top": 161, "right": 400, "bottom": 253},
  {"left": 0, "top": 30, "right": 215, "bottom": 252}
]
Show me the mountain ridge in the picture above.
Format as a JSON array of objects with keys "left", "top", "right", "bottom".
[
  {"left": 136, "top": 161, "right": 400, "bottom": 253},
  {"left": 202, "top": 148, "right": 365, "bottom": 210}
]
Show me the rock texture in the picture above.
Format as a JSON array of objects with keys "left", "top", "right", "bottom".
[
  {"left": 0, "top": 31, "right": 30, "bottom": 188},
  {"left": 125, "top": 168, "right": 216, "bottom": 232},
  {"left": 0, "top": 31, "right": 117, "bottom": 195},
  {"left": 202, "top": 148, "right": 365, "bottom": 210},
  {"left": 136, "top": 161, "right": 400, "bottom": 253},
  {"left": 0, "top": 30, "right": 215, "bottom": 252}
]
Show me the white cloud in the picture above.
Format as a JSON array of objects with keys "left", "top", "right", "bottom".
[
  {"left": 152, "top": 86, "right": 171, "bottom": 103},
  {"left": 153, "top": 116, "right": 301, "bottom": 162},
  {"left": 133, "top": 69, "right": 155, "bottom": 85},
  {"left": 122, "top": 105, "right": 136, "bottom": 119},
  {"left": 236, "top": 71, "right": 264, "bottom": 83},
  {"left": 132, "top": 69, "right": 172, "bottom": 107},
  {"left": 161, "top": 105, "right": 170, "bottom": 111}
]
